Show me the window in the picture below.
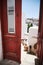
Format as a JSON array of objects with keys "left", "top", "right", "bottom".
[{"left": 7, "top": 0, "right": 15, "bottom": 33}]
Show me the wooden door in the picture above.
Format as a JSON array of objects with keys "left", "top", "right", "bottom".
[
  {"left": 1, "top": 0, "right": 21, "bottom": 63},
  {"left": 37, "top": 0, "right": 43, "bottom": 61}
]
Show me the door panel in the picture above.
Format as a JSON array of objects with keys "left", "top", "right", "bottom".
[{"left": 1, "top": 0, "right": 21, "bottom": 63}]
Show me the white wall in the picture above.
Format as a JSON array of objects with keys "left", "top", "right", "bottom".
[
  {"left": 0, "top": 21, "right": 3, "bottom": 61},
  {"left": 21, "top": 13, "right": 27, "bottom": 39}
]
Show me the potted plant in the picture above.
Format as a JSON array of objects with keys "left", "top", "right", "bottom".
[{"left": 27, "top": 22, "right": 33, "bottom": 33}]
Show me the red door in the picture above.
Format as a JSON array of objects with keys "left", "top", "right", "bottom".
[{"left": 1, "top": 0, "right": 21, "bottom": 63}]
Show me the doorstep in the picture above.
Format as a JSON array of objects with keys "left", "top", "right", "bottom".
[{"left": 0, "top": 59, "right": 19, "bottom": 65}]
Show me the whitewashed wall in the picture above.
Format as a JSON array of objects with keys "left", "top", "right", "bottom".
[
  {"left": 21, "top": 13, "right": 27, "bottom": 39},
  {"left": 0, "top": 21, "right": 3, "bottom": 61}
]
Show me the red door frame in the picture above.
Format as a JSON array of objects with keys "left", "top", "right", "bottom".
[{"left": 37, "top": 0, "right": 43, "bottom": 61}]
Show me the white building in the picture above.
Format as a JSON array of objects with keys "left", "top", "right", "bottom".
[{"left": 21, "top": 16, "right": 39, "bottom": 45}]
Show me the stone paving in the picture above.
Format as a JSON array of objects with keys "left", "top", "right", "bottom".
[{"left": 20, "top": 44, "right": 37, "bottom": 65}]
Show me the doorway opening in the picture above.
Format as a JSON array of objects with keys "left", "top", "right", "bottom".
[
  {"left": 0, "top": 0, "right": 41, "bottom": 64},
  {"left": 21, "top": 0, "right": 40, "bottom": 65}
]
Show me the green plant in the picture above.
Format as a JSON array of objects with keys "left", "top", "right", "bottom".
[{"left": 27, "top": 23, "right": 33, "bottom": 33}]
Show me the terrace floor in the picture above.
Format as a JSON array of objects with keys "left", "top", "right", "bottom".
[{"left": 20, "top": 44, "right": 37, "bottom": 65}]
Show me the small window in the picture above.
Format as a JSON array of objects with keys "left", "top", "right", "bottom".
[{"left": 7, "top": 0, "right": 15, "bottom": 33}]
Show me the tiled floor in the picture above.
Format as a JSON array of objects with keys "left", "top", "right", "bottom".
[{"left": 20, "top": 44, "right": 37, "bottom": 65}]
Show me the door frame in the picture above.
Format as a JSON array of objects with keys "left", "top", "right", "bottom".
[{"left": 0, "top": 0, "right": 43, "bottom": 63}]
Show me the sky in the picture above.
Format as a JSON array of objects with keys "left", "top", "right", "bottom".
[{"left": 22, "top": 0, "right": 40, "bottom": 19}]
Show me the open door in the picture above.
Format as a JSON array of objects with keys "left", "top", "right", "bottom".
[
  {"left": 37, "top": 0, "right": 43, "bottom": 61},
  {"left": 1, "top": 0, "right": 21, "bottom": 63}
]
